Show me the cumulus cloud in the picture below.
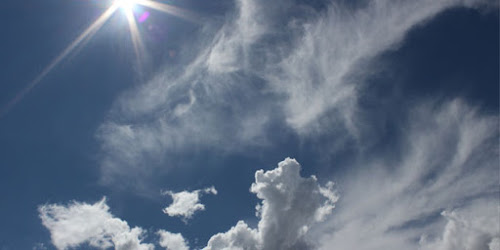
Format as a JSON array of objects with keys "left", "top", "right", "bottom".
[
  {"left": 205, "top": 158, "right": 339, "bottom": 250},
  {"left": 37, "top": 159, "right": 338, "bottom": 250},
  {"left": 200, "top": 99, "right": 499, "bottom": 250},
  {"left": 314, "top": 99, "right": 499, "bottom": 250},
  {"left": 82, "top": 0, "right": 498, "bottom": 247},
  {"left": 39, "top": 97, "right": 499, "bottom": 250},
  {"left": 419, "top": 198, "right": 500, "bottom": 250},
  {"left": 157, "top": 230, "right": 189, "bottom": 250},
  {"left": 38, "top": 198, "right": 154, "bottom": 250},
  {"left": 163, "top": 186, "right": 217, "bottom": 221}
]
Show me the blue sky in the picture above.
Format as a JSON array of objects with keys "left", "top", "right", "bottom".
[{"left": 0, "top": 0, "right": 498, "bottom": 249}]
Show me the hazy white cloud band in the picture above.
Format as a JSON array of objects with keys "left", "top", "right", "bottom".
[
  {"left": 316, "top": 99, "right": 499, "bottom": 250},
  {"left": 97, "top": 0, "right": 495, "bottom": 186},
  {"left": 40, "top": 100, "right": 499, "bottom": 250}
]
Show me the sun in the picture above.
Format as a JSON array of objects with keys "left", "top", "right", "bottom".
[
  {"left": 115, "top": 0, "right": 137, "bottom": 11},
  {"left": 1, "top": 0, "right": 200, "bottom": 117}
]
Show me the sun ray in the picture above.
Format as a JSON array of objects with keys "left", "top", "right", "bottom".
[
  {"left": 1, "top": 5, "right": 119, "bottom": 117},
  {"left": 123, "top": 8, "right": 147, "bottom": 76},
  {"left": 135, "top": 0, "right": 201, "bottom": 24},
  {"left": 1, "top": 0, "right": 201, "bottom": 118}
]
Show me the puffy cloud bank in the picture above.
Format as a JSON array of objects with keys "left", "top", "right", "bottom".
[
  {"left": 162, "top": 186, "right": 217, "bottom": 221},
  {"left": 38, "top": 198, "right": 154, "bottom": 250},
  {"left": 39, "top": 159, "right": 338, "bottom": 250},
  {"left": 205, "top": 158, "right": 339, "bottom": 250},
  {"left": 157, "top": 230, "right": 189, "bottom": 250},
  {"left": 39, "top": 198, "right": 192, "bottom": 250},
  {"left": 40, "top": 121, "right": 499, "bottom": 249}
]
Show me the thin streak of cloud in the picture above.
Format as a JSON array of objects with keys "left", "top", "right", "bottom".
[
  {"left": 314, "top": 99, "right": 499, "bottom": 249},
  {"left": 96, "top": 0, "right": 493, "bottom": 187}
]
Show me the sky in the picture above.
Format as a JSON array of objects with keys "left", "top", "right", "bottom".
[{"left": 0, "top": 0, "right": 498, "bottom": 249}]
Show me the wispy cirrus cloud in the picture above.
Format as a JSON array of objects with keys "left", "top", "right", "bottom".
[
  {"left": 34, "top": 0, "right": 498, "bottom": 249},
  {"left": 199, "top": 99, "right": 498, "bottom": 250},
  {"left": 96, "top": 0, "right": 494, "bottom": 188},
  {"left": 314, "top": 99, "right": 499, "bottom": 250},
  {"left": 40, "top": 99, "right": 499, "bottom": 250}
]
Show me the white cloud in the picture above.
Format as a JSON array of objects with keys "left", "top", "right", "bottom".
[
  {"left": 82, "top": 0, "right": 499, "bottom": 247},
  {"left": 96, "top": 0, "right": 493, "bottom": 186},
  {"left": 267, "top": 0, "right": 492, "bottom": 134},
  {"left": 205, "top": 0, "right": 268, "bottom": 74},
  {"left": 419, "top": 199, "right": 500, "bottom": 250},
  {"left": 314, "top": 99, "right": 499, "bottom": 249},
  {"left": 38, "top": 198, "right": 154, "bottom": 250},
  {"left": 39, "top": 97, "right": 499, "bottom": 250},
  {"left": 205, "top": 158, "right": 338, "bottom": 250},
  {"left": 163, "top": 186, "right": 217, "bottom": 221},
  {"left": 204, "top": 221, "right": 260, "bottom": 250},
  {"left": 157, "top": 230, "right": 189, "bottom": 250}
]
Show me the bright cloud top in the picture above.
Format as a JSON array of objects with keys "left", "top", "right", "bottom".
[
  {"left": 38, "top": 198, "right": 153, "bottom": 250},
  {"left": 205, "top": 158, "right": 339, "bottom": 250},
  {"left": 162, "top": 186, "right": 217, "bottom": 221},
  {"left": 38, "top": 159, "right": 338, "bottom": 250},
  {"left": 420, "top": 199, "right": 500, "bottom": 250},
  {"left": 38, "top": 138, "right": 498, "bottom": 250},
  {"left": 157, "top": 230, "right": 189, "bottom": 250}
]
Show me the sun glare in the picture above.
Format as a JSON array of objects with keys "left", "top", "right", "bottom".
[
  {"left": 1, "top": 0, "right": 199, "bottom": 118},
  {"left": 115, "top": 0, "right": 136, "bottom": 11}
]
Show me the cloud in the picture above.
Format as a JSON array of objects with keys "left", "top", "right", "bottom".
[
  {"left": 163, "top": 186, "right": 217, "bottom": 221},
  {"left": 96, "top": 0, "right": 493, "bottom": 187},
  {"left": 419, "top": 198, "right": 500, "bottom": 250},
  {"left": 157, "top": 230, "right": 189, "bottom": 250},
  {"left": 38, "top": 198, "right": 154, "bottom": 250},
  {"left": 205, "top": 158, "right": 338, "bottom": 250},
  {"left": 70, "top": 0, "right": 498, "bottom": 248},
  {"left": 39, "top": 96, "right": 499, "bottom": 250},
  {"left": 314, "top": 99, "right": 499, "bottom": 249},
  {"left": 267, "top": 0, "right": 496, "bottom": 134},
  {"left": 37, "top": 158, "right": 338, "bottom": 250},
  {"left": 205, "top": 0, "right": 269, "bottom": 74}
]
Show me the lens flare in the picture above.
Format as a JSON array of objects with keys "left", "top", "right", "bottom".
[{"left": 138, "top": 11, "right": 150, "bottom": 23}]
